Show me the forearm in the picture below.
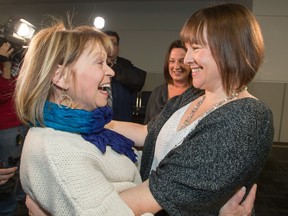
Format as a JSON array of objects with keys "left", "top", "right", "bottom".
[
  {"left": 119, "top": 180, "right": 162, "bottom": 216},
  {"left": 1, "top": 61, "right": 12, "bottom": 79},
  {"left": 106, "top": 120, "right": 148, "bottom": 147},
  {"left": 0, "top": 43, "right": 13, "bottom": 80}
]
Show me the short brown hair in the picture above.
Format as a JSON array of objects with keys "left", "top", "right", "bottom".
[{"left": 180, "top": 3, "right": 264, "bottom": 94}]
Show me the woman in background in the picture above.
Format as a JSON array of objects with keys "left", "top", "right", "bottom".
[{"left": 144, "top": 40, "right": 192, "bottom": 124}]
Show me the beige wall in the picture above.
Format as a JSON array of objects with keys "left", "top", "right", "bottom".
[
  {"left": 252, "top": 0, "right": 288, "bottom": 142},
  {"left": 247, "top": 82, "right": 287, "bottom": 142},
  {"left": 280, "top": 85, "right": 288, "bottom": 141}
]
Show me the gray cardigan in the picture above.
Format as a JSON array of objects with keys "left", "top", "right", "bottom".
[{"left": 140, "top": 87, "right": 274, "bottom": 216}]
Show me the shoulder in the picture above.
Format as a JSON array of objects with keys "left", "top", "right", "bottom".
[
  {"left": 165, "top": 86, "right": 204, "bottom": 111},
  {"left": 26, "top": 127, "right": 83, "bottom": 148},
  {"left": 224, "top": 98, "right": 273, "bottom": 120},
  {"left": 23, "top": 128, "right": 102, "bottom": 165},
  {"left": 117, "top": 56, "right": 131, "bottom": 64},
  {"left": 153, "top": 83, "right": 167, "bottom": 91},
  {"left": 196, "top": 98, "right": 274, "bottom": 144},
  {"left": 200, "top": 98, "right": 273, "bottom": 127},
  {"left": 151, "top": 83, "right": 167, "bottom": 95},
  {"left": 22, "top": 128, "right": 89, "bottom": 167}
]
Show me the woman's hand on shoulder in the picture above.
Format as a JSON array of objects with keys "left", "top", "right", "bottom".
[{"left": 219, "top": 184, "right": 257, "bottom": 216}]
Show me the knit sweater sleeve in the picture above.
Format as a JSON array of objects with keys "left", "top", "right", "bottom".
[
  {"left": 148, "top": 99, "right": 274, "bottom": 216},
  {"left": 20, "top": 128, "right": 137, "bottom": 216}
]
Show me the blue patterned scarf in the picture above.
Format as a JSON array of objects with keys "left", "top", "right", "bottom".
[{"left": 42, "top": 101, "right": 137, "bottom": 162}]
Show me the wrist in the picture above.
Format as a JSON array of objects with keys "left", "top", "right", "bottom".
[{"left": 1, "top": 64, "right": 12, "bottom": 79}]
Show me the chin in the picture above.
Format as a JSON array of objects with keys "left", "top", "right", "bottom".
[
  {"left": 94, "top": 98, "right": 108, "bottom": 107},
  {"left": 97, "top": 102, "right": 108, "bottom": 108}
]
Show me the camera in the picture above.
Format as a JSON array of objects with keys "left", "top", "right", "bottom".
[
  {"left": 0, "top": 133, "right": 25, "bottom": 195},
  {"left": 0, "top": 134, "right": 24, "bottom": 168},
  {"left": 0, "top": 16, "right": 35, "bottom": 63},
  {"left": 0, "top": 156, "right": 21, "bottom": 168}
]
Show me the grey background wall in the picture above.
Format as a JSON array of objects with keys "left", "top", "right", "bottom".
[
  {"left": 0, "top": 0, "right": 287, "bottom": 142},
  {"left": 250, "top": 0, "right": 288, "bottom": 142}
]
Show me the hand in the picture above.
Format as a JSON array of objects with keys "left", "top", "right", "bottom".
[
  {"left": 0, "top": 42, "right": 14, "bottom": 79},
  {"left": 0, "top": 167, "right": 17, "bottom": 185},
  {"left": 219, "top": 184, "right": 257, "bottom": 216},
  {"left": 26, "top": 196, "right": 50, "bottom": 216},
  {"left": 0, "top": 42, "right": 14, "bottom": 58}
]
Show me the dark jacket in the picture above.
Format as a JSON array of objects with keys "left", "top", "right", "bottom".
[{"left": 111, "top": 56, "right": 146, "bottom": 121}]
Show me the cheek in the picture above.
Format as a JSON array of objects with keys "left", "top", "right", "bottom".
[
  {"left": 183, "top": 64, "right": 191, "bottom": 73},
  {"left": 76, "top": 71, "right": 103, "bottom": 93},
  {"left": 198, "top": 50, "right": 213, "bottom": 64},
  {"left": 193, "top": 52, "right": 202, "bottom": 62},
  {"left": 89, "top": 76, "right": 104, "bottom": 94},
  {"left": 168, "top": 63, "right": 174, "bottom": 72},
  {"left": 184, "top": 70, "right": 191, "bottom": 78}
]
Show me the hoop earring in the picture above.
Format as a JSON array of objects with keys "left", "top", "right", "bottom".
[{"left": 57, "top": 94, "right": 73, "bottom": 108}]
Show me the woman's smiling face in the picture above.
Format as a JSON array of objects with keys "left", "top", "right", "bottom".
[
  {"left": 67, "top": 41, "right": 115, "bottom": 111},
  {"left": 184, "top": 30, "right": 222, "bottom": 92},
  {"left": 168, "top": 47, "right": 191, "bottom": 84}
]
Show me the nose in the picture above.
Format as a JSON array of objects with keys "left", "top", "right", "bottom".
[
  {"left": 105, "top": 64, "right": 115, "bottom": 77},
  {"left": 174, "top": 61, "right": 181, "bottom": 69},
  {"left": 184, "top": 49, "right": 194, "bottom": 66}
]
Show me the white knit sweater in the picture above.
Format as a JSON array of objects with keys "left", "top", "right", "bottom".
[{"left": 20, "top": 127, "right": 144, "bottom": 216}]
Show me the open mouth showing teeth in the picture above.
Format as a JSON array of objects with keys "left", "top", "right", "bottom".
[
  {"left": 192, "top": 68, "right": 202, "bottom": 73},
  {"left": 98, "top": 84, "right": 111, "bottom": 91}
]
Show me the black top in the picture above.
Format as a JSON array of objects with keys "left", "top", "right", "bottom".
[
  {"left": 111, "top": 56, "right": 146, "bottom": 121},
  {"left": 144, "top": 83, "right": 168, "bottom": 124}
]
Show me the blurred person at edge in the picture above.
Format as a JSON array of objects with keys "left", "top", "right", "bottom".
[
  {"left": 144, "top": 40, "right": 192, "bottom": 124},
  {"left": 104, "top": 30, "right": 147, "bottom": 122},
  {"left": 0, "top": 42, "right": 28, "bottom": 215}
]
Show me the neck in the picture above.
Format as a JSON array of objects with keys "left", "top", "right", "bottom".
[
  {"left": 204, "top": 86, "right": 248, "bottom": 101},
  {"left": 170, "top": 80, "right": 190, "bottom": 88},
  {"left": 168, "top": 82, "right": 190, "bottom": 99}
]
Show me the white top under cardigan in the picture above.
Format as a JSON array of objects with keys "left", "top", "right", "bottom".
[
  {"left": 20, "top": 127, "right": 150, "bottom": 216},
  {"left": 151, "top": 102, "right": 203, "bottom": 171}
]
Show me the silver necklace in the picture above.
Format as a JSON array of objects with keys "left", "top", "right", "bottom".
[
  {"left": 180, "top": 95, "right": 206, "bottom": 130},
  {"left": 179, "top": 86, "right": 247, "bottom": 130}
]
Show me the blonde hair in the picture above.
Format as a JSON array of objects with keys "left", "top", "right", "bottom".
[{"left": 15, "top": 20, "right": 113, "bottom": 126}]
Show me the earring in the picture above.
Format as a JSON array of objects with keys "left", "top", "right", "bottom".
[{"left": 57, "top": 93, "right": 73, "bottom": 108}]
